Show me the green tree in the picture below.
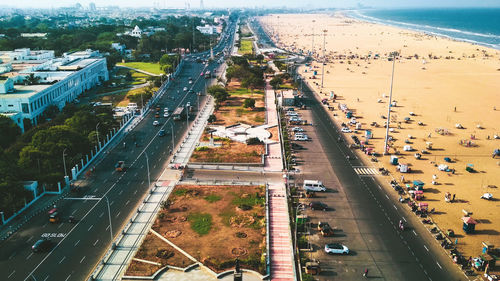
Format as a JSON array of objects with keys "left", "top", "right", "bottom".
[
  {"left": 270, "top": 76, "right": 283, "bottom": 90},
  {"left": 0, "top": 115, "right": 21, "bottom": 149},
  {"left": 243, "top": 98, "right": 256, "bottom": 109}
]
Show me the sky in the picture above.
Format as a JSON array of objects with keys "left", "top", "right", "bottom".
[{"left": 3, "top": 0, "right": 500, "bottom": 8}]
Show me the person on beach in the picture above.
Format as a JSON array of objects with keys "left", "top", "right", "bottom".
[{"left": 363, "top": 268, "right": 369, "bottom": 277}]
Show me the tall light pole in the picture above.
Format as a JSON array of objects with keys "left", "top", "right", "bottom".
[
  {"left": 145, "top": 153, "right": 151, "bottom": 187},
  {"left": 62, "top": 148, "right": 68, "bottom": 178},
  {"left": 321, "top": 29, "right": 328, "bottom": 89},
  {"left": 65, "top": 196, "right": 113, "bottom": 245},
  {"left": 96, "top": 122, "right": 100, "bottom": 145},
  {"left": 170, "top": 123, "right": 175, "bottom": 154},
  {"left": 311, "top": 20, "right": 316, "bottom": 55},
  {"left": 384, "top": 52, "right": 397, "bottom": 155}
]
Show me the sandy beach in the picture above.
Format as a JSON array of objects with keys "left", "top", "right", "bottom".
[{"left": 259, "top": 13, "right": 500, "bottom": 267}]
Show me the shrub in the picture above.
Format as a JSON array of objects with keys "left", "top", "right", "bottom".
[
  {"left": 243, "top": 98, "right": 256, "bottom": 108},
  {"left": 195, "top": 146, "right": 210, "bottom": 152},
  {"left": 187, "top": 212, "right": 212, "bottom": 235},
  {"left": 246, "top": 137, "right": 263, "bottom": 145},
  {"left": 238, "top": 204, "right": 252, "bottom": 211},
  {"left": 173, "top": 188, "right": 188, "bottom": 196},
  {"left": 204, "top": 194, "right": 222, "bottom": 203}
]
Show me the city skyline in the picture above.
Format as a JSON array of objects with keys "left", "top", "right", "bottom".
[{"left": 2, "top": 0, "right": 500, "bottom": 9}]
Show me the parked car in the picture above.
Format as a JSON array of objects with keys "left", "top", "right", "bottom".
[
  {"left": 164, "top": 107, "right": 169, "bottom": 112},
  {"left": 292, "top": 127, "right": 304, "bottom": 132},
  {"left": 153, "top": 121, "right": 159, "bottom": 126},
  {"left": 309, "top": 201, "right": 328, "bottom": 211},
  {"left": 294, "top": 135, "right": 309, "bottom": 141},
  {"left": 324, "top": 243, "right": 349, "bottom": 255},
  {"left": 32, "top": 239, "right": 51, "bottom": 253},
  {"left": 320, "top": 224, "right": 335, "bottom": 237},
  {"left": 341, "top": 127, "right": 352, "bottom": 133}
]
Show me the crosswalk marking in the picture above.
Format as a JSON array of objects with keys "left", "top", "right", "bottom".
[{"left": 353, "top": 167, "right": 379, "bottom": 176}]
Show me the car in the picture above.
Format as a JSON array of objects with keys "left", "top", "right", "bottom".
[
  {"left": 186, "top": 102, "right": 191, "bottom": 107},
  {"left": 183, "top": 87, "right": 188, "bottom": 91},
  {"left": 292, "top": 127, "right": 304, "bottom": 132},
  {"left": 294, "top": 135, "right": 309, "bottom": 141},
  {"left": 188, "top": 80, "right": 193, "bottom": 84},
  {"left": 317, "top": 221, "right": 329, "bottom": 231},
  {"left": 153, "top": 121, "right": 159, "bottom": 126},
  {"left": 320, "top": 224, "right": 335, "bottom": 237},
  {"left": 163, "top": 112, "right": 170, "bottom": 118},
  {"left": 324, "top": 243, "right": 349, "bottom": 255},
  {"left": 188, "top": 90, "right": 194, "bottom": 94},
  {"left": 351, "top": 135, "right": 360, "bottom": 145},
  {"left": 158, "top": 129, "right": 166, "bottom": 137},
  {"left": 164, "top": 107, "right": 169, "bottom": 112},
  {"left": 32, "top": 239, "right": 51, "bottom": 253},
  {"left": 341, "top": 127, "right": 352, "bottom": 133},
  {"left": 309, "top": 201, "right": 328, "bottom": 211},
  {"left": 286, "top": 112, "right": 298, "bottom": 117}
]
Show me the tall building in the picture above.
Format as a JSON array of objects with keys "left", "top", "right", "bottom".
[
  {"left": 0, "top": 49, "right": 108, "bottom": 128},
  {"left": 89, "top": 2, "right": 97, "bottom": 11}
]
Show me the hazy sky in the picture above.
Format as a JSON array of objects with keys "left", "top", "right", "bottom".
[{"left": 4, "top": 0, "right": 500, "bottom": 8}]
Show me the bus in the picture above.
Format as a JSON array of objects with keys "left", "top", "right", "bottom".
[{"left": 172, "top": 106, "right": 185, "bottom": 121}]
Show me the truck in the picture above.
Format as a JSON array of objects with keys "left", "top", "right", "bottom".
[{"left": 172, "top": 106, "right": 185, "bottom": 121}]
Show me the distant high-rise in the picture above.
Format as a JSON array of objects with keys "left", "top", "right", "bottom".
[
  {"left": 200, "top": 0, "right": 204, "bottom": 10},
  {"left": 89, "top": 2, "right": 96, "bottom": 11}
]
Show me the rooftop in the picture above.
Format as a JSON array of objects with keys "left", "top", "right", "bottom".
[{"left": 0, "top": 84, "right": 50, "bottom": 99}]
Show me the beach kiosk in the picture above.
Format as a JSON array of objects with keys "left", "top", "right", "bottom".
[
  {"left": 398, "top": 163, "right": 409, "bottom": 173},
  {"left": 426, "top": 142, "right": 433, "bottom": 150},
  {"left": 346, "top": 111, "right": 353, "bottom": 118},
  {"left": 462, "top": 217, "right": 478, "bottom": 234},
  {"left": 390, "top": 155, "right": 399, "bottom": 165},
  {"left": 415, "top": 190, "right": 424, "bottom": 200},
  {"left": 413, "top": 180, "right": 425, "bottom": 191},
  {"left": 365, "top": 130, "right": 372, "bottom": 140}
]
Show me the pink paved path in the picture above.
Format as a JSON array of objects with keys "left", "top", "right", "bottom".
[
  {"left": 264, "top": 81, "right": 284, "bottom": 172},
  {"left": 269, "top": 183, "right": 295, "bottom": 281}
]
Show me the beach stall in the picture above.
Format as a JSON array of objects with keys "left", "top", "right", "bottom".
[
  {"left": 346, "top": 111, "right": 353, "bottom": 118},
  {"left": 462, "top": 217, "right": 478, "bottom": 234},
  {"left": 365, "top": 130, "right": 372, "bottom": 139},
  {"left": 398, "top": 163, "right": 409, "bottom": 173},
  {"left": 403, "top": 145, "right": 412, "bottom": 151},
  {"left": 356, "top": 123, "right": 362, "bottom": 130},
  {"left": 438, "top": 164, "right": 449, "bottom": 171},
  {"left": 413, "top": 180, "right": 425, "bottom": 191},
  {"left": 426, "top": 142, "right": 433, "bottom": 150},
  {"left": 390, "top": 155, "right": 399, "bottom": 165},
  {"left": 415, "top": 190, "right": 424, "bottom": 200}
]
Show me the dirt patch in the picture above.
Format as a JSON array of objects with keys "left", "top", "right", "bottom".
[
  {"left": 154, "top": 185, "right": 267, "bottom": 274},
  {"left": 191, "top": 135, "right": 265, "bottom": 163},
  {"left": 125, "top": 232, "right": 194, "bottom": 276},
  {"left": 267, "top": 126, "right": 279, "bottom": 141}
]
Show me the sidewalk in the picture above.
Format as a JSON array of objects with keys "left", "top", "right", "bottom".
[{"left": 264, "top": 82, "right": 284, "bottom": 172}]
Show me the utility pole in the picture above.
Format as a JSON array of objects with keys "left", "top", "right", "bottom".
[
  {"left": 384, "top": 52, "right": 397, "bottom": 155},
  {"left": 62, "top": 148, "right": 68, "bottom": 178},
  {"left": 170, "top": 123, "right": 175, "bottom": 153},
  {"left": 311, "top": 20, "right": 316, "bottom": 55},
  {"left": 96, "top": 122, "right": 100, "bottom": 145},
  {"left": 145, "top": 153, "right": 151, "bottom": 187},
  {"left": 321, "top": 29, "right": 327, "bottom": 89}
]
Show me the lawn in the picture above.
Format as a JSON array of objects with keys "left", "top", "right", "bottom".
[
  {"left": 92, "top": 86, "right": 158, "bottom": 107},
  {"left": 153, "top": 185, "right": 267, "bottom": 274},
  {"left": 117, "top": 62, "right": 163, "bottom": 75},
  {"left": 190, "top": 138, "right": 265, "bottom": 163},
  {"left": 238, "top": 39, "right": 254, "bottom": 55},
  {"left": 97, "top": 69, "right": 150, "bottom": 94}
]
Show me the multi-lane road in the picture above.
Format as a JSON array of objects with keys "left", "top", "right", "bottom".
[{"left": 0, "top": 18, "right": 238, "bottom": 281}]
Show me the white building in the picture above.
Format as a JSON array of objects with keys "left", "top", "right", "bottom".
[
  {"left": 128, "top": 25, "right": 142, "bottom": 38},
  {"left": 196, "top": 24, "right": 219, "bottom": 35},
  {"left": 111, "top": 43, "right": 126, "bottom": 54},
  {"left": 0, "top": 48, "right": 55, "bottom": 62},
  {"left": 0, "top": 49, "right": 108, "bottom": 127}
]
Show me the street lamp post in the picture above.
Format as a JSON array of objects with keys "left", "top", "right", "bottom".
[
  {"left": 62, "top": 148, "right": 68, "bottom": 178},
  {"left": 311, "top": 20, "right": 316, "bottom": 55},
  {"left": 384, "top": 52, "right": 397, "bottom": 155},
  {"left": 145, "top": 153, "right": 151, "bottom": 187},
  {"left": 96, "top": 122, "right": 100, "bottom": 146},
  {"left": 170, "top": 123, "right": 175, "bottom": 154},
  {"left": 321, "top": 29, "right": 328, "bottom": 89}
]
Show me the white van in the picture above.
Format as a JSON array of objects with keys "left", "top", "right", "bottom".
[
  {"left": 303, "top": 180, "right": 326, "bottom": 192},
  {"left": 294, "top": 134, "right": 309, "bottom": 141}
]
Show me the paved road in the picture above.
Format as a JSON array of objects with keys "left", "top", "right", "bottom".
[
  {"left": 294, "top": 78, "right": 465, "bottom": 281},
  {"left": 0, "top": 19, "right": 238, "bottom": 281}
]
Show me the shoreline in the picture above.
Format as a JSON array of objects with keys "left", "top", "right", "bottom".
[{"left": 345, "top": 9, "right": 500, "bottom": 51}]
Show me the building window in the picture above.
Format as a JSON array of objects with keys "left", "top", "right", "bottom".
[
  {"left": 21, "top": 103, "right": 29, "bottom": 113},
  {"left": 8, "top": 104, "right": 14, "bottom": 107}
]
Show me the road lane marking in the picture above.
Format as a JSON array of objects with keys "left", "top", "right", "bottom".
[
  {"left": 424, "top": 245, "right": 429, "bottom": 252},
  {"left": 106, "top": 225, "right": 110, "bottom": 231},
  {"left": 134, "top": 190, "right": 138, "bottom": 195},
  {"left": 43, "top": 275, "right": 49, "bottom": 281},
  {"left": 413, "top": 230, "right": 418, "bottom": 236},
  {"left": 119, "top": 190, "right": 123, "bottom": 195},
  {"left": 8, "top": 252, "right": 16, "bottom": 260},
  {"left": 27, "top": 236, "right": 34, "bottom": 242},
  {"left": 59, "top": 256, "right": 66, "bottom": 264},
  {"left": 93, "top": 239, "right": 99, "bottom": 246},
  {"left": 88, "top": 225, "right": 93, "bottom": 231},
  {"left": 80, "top": 256, "right": 86, "bottom": 263},
  {"left": 141, "top": 180, "right": 144, "bottom": 185},
  {"left": 377, "top": 185, "right": 381, "bottom": 190},
  {"left": 74, "top": 240, "right": 80, "bottom": 247},
  {"left": 71, "top": 210, "right": 77, "bottom": 215},
  {"left": 103, "top": 179, "right": 108, "bottom": 183},
  {"left": 8, "top": 270, "right": 15, "bottom": 278},
  {"left": 26, "top": 253, "right": 33, "bottom": 260},
  {"left": 64, "top": 274, "right": 71, "bottom": 281},
  {"left": 385, "top": 194, "right": 389, "bottom": 199},
  {"left": 42, "top": 223, "right": 47, "bottom": 228},
  {"left": 134, "top": 172, "right": 138, "bottom": 177},
  {"left": 436, "top": 261, "right": 442, "bottom": 269},
  {"left": 402, "top": 217, "right": 407, "bottom": 222},
  {"left": 125, "top": 200, "right": 130, "bottom": 205},
  {"left": 57, "top": 223, "right": 64, "bottom": 229},
  {"left": 115, "top": 211, "right": 121, "bottom": 218},
  {"left": 110, "top": 200, "right": 114, "bottom": 206},
  {"left": 393, "top": 205, "right": 397, "bottom": 210},
  {"left": 99, "top": 212, "right": 104, "bottom": 218}
]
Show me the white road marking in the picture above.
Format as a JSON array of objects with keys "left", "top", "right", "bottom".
[
  {"left": 115, "top": 211, "right": 121, "bottom": 218},
  {"left": 93, "top": 239, "right": 99, "bottom": 246},
  {"left": 141, "top": 180, "right": 145, "bottom": 185},
  {"left": 134, "top": 190, "right": 138, "bottom": 195},
  {"left": 106, "top": 225, "right": 110, "bottom": 231},
  {"left": 64, "top": 274, "right": 71, "bottom": 281},
  {"left": 8, "top": 252, "right": 16, "bottom": 260},
  {"left": 110, "top": 200, "right": 114, "bottom": 206},
  {"left": 103, "top": 179, "right": 108, "bottom": 183},
  {"left": 88, "top": 225, "right": 93, "bottom": 231},
  {"left": 59, "top": 256, "right": 66, "bottom": 264},
  {"left": 385, "top": 194, "right": 389, "bottom": 199},
  {"left": 99, "top": 212, "right": 104, "bottom": 218},
  {"left": 57, "top": 223, "right": 64, "bottom": 229},
  {"left": 71, "top": 210, "right": 77, "bottom": 215},
  {"left": 424, "top": 245, "right": 429, "bottom": 252},
  {"left": 74, "top": 240, "right": 80, "bottom": 247},
  {"left": 80, "top": 256, "right": 86, "bottom": 263},
  {"left": 134, "top": 172, "right": 138, "bottom": 177},
  {"left": 26, "top": 253, "right": 33, "bottom": 260},
  {"left": 125, "top": 200, "right": 130, "bottom": 205},
  {"left": 393, "top": 205, "right": 397, "bottom": 210},
  {"left": 377, "top": 185, "right": 382, "bottom": 190},
  {"left": 27, "top": 236, "right": 34, "bottom": 242},
  {"left": 436, "top": 261, "right": 442, "bottom": 269},
  {"left": 402, "top": 217, "right": 407, "bottom": 222},
  {"left": 119, "top": 190, "right": 123, "bottom": 195},
  {"left": 413, "top": 230, "right": 418, "bottom": 236},
  {"left": 8, "top": 270, "right": 15, "bottom": 278},
  {"left": 43, "top": 275, "right": 49, "bottom": 281}
]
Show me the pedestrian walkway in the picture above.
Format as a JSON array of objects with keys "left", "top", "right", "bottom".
[
  {"left": 264, "top": 81, "right": 284, "bottom": 172},
  {"left": 353, "top": 166, "right": 380, "bottom": 176},
  {"left": 268, "top": 183, "right": 295, "bottom": 281},
  {"left": 170, "top": 96, "right": 214, "bottom": 167},
  {"left": 92, "top": 176, "right": 179, "bottom": 280}
]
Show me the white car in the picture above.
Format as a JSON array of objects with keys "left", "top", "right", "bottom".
[
  {"left": 153, "top": 120, "right": 159, "bottom": 126},
  {"left": 163, "top": 112, "right": 170, "bottom": 118},
  {"left": 183, "top": 87, "right": 188, "bottom": 91},
  {"left": 292, "top": 127, "right": 304, "bottom": 132},
  {"left": 324, "top": 243, "right": 349, "bottom": 255},
  {"left": 189, "top": 80, "right": 193, "bottom": 84},
  {"left": 286, "top": 112, "right": 298, "bottom": 116},
  {"left": 294, "top": 135, "right": 309, "bottom": 141},
  {"left": 164, "top": 107, "right": 169, "bottom": 112},
  {"left": 341, "top": 127, "right": 352, "bottom": 133}
]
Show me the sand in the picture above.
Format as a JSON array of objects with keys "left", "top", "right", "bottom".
[{"left": 259, "top": 13, "right": 500, "bottom": 265}]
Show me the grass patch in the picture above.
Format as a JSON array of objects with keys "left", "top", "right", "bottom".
[
  {"left": 204, "top": 194, "right": 222, "bottom": 203},
  {"left": 117, "top": 62, "right": 163, "bottom": 75},
  {"left": 235, "top": 108, "right": 244, "bottom": 117},
  {"left": 238, "top": 39, "right": 254, "bottom": 55},
  {"left": 229, "top": 88, "right": 264, "bottom": 96},
  {"left": 219, "top": 210, "right": 236, "bottom": 226},
  {"left": 173, "top": 188, "right": 188, "bottom": 196},
  {"left": 232, "top": 192, "right": 265, "bottom": 207},
  {"left": 187, "top": 212, "right": 212, "bottom": 235},
  {"left": 254, "top": 116, "right": 264, "bottom": 123}
]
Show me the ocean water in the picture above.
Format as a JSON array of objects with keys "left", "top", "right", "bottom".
[{"left": 350, "top": 8, "right": 500, "bottom": 50}]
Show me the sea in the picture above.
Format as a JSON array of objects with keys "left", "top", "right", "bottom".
[{"left": 349, "top": 8, "right": 500, "bottom": 50}]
